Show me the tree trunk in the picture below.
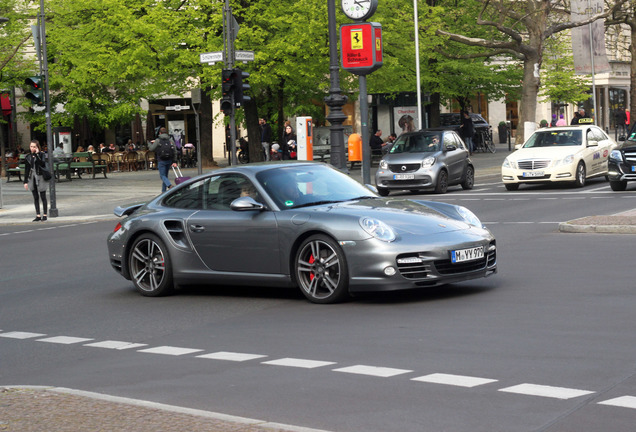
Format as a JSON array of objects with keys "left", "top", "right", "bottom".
[
  {"left": 199, "top": 89, "right": 216, "bottom": 168},
  {"left": 516, "top": 56, "right": 541, "bottom": 144},
  {"left": 243, "top": 99, "right": 264, "bottom": 162}
]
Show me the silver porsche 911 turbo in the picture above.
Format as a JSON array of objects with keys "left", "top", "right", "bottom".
[{"left": 107, "top": 162, "right": 497, "bottom": 304}]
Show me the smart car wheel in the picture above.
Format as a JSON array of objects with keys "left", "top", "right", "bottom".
[
  {"left": 377, "top": 187, "right": 389, "bottom": 197},
  {"left": 574, "top": 162, "right": 586, "bottom": 188},
  {"left": 128, "top": 233, "right": 174, "bottom": 297},
  {"left": 610, "top": 180, "right": 627, "bottom": 191},
  {"left": 435, "top": 170, "right": 448, "bottom": 194},
  {"left": 461, "top": 166, "right": 474, "bottom": 190},
  {"left": 295, "top": 234, "right": 350, "bottom": 304}
]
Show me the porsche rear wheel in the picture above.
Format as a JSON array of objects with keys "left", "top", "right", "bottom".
[
  {"left": 295, "top": 235, "right": 350, "bottom": 304},
  {"left": 128, "top": 233, "right": 174, "bottom": 297}
]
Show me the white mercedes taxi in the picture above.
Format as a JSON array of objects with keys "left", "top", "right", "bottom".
[{"left": 501, "top": 124, "right": 616, "bottom": 190}]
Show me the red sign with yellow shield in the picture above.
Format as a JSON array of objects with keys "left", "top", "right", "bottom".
[{"left": 340, "top": 22, "right": 383, "bottom": 76}]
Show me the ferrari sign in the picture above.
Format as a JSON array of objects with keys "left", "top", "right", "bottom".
[{"left": 340, "top": 22, "right": 383, "bottom": 76}]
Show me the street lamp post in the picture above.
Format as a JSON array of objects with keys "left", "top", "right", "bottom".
[{"left": 325, "top": 0, "right": 348, "bottom": 172}]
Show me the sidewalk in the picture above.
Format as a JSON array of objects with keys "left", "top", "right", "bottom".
[{"left": 2, "top": 144, "right": 635, "bottom": 232}]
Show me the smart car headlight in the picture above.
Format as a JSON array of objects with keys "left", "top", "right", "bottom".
[
  {"left": 456, "top": 206, "right": 483, "bottom": 228},
  {"left": 610, "top": 149, "right": 623, "bottom": 162},
  {"left": 421, "top": 156, "right": 435, "bottom": 169},
  {"left": 360, "top": 217, "right": 396, "bottom": 242},
  {"left": 379, "top": 160, "right": 388, "bottom": 169}
]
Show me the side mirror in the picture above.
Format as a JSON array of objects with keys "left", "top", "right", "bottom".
[
  {"left": 618, "top": 135, "right": 627, "bottom": 142},
  {"left": 230, "top": 196, "right": 266, "bottom": 211},
  {"left": 445, "top": 144, "right": 457, "bottom": 152},
  {"left": 587, "top": 141, "right": 598, "bottom": 148}
]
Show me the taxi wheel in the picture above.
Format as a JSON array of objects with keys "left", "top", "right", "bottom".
[
  {"left": 505, "top": 183, "right": 519, "bottom": 191},
  {"left": 574, "top": 162, "right": 586, "bottom": 188}
]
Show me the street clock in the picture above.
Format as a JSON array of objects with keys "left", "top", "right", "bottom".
[{"left": 341, "top": 0, "right": 378, "bottom": 21}]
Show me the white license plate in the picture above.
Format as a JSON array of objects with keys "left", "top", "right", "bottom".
[
  {"left": 451, "top": 246, "right": 484, "bottom": 263},
  {"left": 394, "top": 174, "right": 415, "bottom": 180},
  {"left": 522, "top": 171, "right": 544, "bottom": 177}
]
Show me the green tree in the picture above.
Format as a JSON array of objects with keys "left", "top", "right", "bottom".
[{"left": 539, "top": 34, "right": 591, "bottom": 105}]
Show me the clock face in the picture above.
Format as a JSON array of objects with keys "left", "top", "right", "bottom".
[{"left": 341, "top": 0, "right": 377, "bottom": 21}]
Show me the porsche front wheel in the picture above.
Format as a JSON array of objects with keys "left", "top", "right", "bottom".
[{"left": 295, "top": 235, "right": 350, "bottom": 304}]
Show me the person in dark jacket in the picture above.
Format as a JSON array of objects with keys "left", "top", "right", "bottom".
[
  {"left": 149, "top": 127, "right": 177, "bottom": 192},
  {"left": 23, "top": 139, "right": 50, "bottom": 222},
  {"left": 282, "top": 125, "right": 297, "bottom": 160},
  {"left": 459, "top": 111, "right": 475, "bottom": 154},
  {"left": 260, "top": 118, "right": 273, "bottom": 161},
  {"left": 370, "top": 130, "right": 384, "bottom": 156}
]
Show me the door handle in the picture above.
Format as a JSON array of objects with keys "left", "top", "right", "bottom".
[{"left": 189, "top": 224, "right": 205, "bottom": 233}]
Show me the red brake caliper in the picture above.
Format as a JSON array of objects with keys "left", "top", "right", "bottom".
[{"left": 309, "top": 254, "right": 315, "bottom": 281}]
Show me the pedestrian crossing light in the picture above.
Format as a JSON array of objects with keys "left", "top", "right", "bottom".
[
  {"left": 25, "top": 75, "right": 44, "bottom": 105},
  {"left": 233, "top": 68, "right": 250, "bottom": 107}
]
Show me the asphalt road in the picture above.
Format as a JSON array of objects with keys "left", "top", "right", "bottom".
[{"left": 2, "top": 165, "right": 636, "bottom": 431}]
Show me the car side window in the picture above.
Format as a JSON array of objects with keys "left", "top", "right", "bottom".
[
  {"left": 452, "top": 133, "right": 466, "bottom": 150},
  {"left": 586, "top": 129, "right": 597, "bottom": 145},
  {"left": 592, "top": 127, "right": 608, "bottom": 141},
  {"left": 163, "top": 178, "right": 208, "bottom": 209},
  {"left": 443, "top": 133, "right": 456, "bottom": 150},
  {"left": 205, "top": 174, "right": 261, "bottom": 210}
]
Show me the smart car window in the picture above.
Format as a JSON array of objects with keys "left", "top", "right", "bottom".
[{"left": 389, "top": 136, "right": 409, "bottom": 154}]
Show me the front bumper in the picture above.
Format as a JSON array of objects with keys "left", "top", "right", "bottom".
[
  {"left": 375, "top": 167, "right": 439, "bottom": 190},
  {"left": 608, "top": 159, "right": 636, "bottom": 181},
  {"left": 501, "top": 165, "right": 575, "bottom": 184}
]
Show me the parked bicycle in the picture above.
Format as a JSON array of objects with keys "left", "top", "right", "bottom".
[{"left": 474, "top": 129, "right": 496, "bottom": 153}]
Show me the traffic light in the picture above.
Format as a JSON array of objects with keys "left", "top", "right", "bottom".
[
  {"left": 220, "top": 69, "right": 233, "bottom": 115},
  {"left": 24, "top": 76, "right": 44, "bottom": 105},
  {"left": 233, "top": 68, "right": 250, "bottom": 107}
]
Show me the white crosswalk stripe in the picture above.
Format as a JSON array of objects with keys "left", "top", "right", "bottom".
[
  {"left": 262, "top": 358, "right": 336, "bottom": 369},
  {"left": 499, "top": 383, "right": 594, "bottom": 400},
  {"left": 0, "top": 331, "right": 46, "bottom": 339},
  {"left": 137, "top": 346, "right": 204, "bottom": 356},
  {"left": 412, "top": 373, "right": 498, "bottom": 388},
  {"left": 37, "top": 336, "right": 94, "bottom": 344},
  {"left": 333, "top": 365, "right": 412, "bottom": 378},
  {"left": 197, "top": 352, "right": 267, "bottom": 362}
]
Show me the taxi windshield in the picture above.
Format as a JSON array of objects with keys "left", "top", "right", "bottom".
[{"left": 523, "top": 130, "right": 582, "bottom": 148}]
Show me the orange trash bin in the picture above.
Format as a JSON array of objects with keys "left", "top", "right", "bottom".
[{"left": 348, "top": 133, "right": 362, "bottom": 161}]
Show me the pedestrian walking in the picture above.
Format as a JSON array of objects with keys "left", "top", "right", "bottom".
[
  {"left": 23, "top": 139, "right": 50, "bottom": 222},
  {"left": 459, "top": 111, "right": 475, "bottom": 154},
  {"left": 615, "top": 107, "right": 627, "bottom": 136},
  {"left": 149, "top": 127, "right": 177, "bottom": 192},
  {"left": 259, "top": 118, "right": 272, "bottom": 161}
]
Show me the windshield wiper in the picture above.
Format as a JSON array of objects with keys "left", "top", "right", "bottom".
[{"left": 293, "top": 200, "right": 344, "bottom": 209}]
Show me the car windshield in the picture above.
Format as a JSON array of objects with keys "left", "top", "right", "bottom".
[
  {"left": 523, "top": 130, "right": 582, "bottom": 148},
  {"left": 256, "top": 164, "right": 376, "bottom": 210},
  {"left": 389, "top": 133, "right": 441, "bottom": 154}
]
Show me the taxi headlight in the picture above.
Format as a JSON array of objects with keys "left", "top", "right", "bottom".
[
  {"left": 610, "top": 150, "right": 623, "bottom": 162},
  {"left": 502, "top": 157, "right": 516, "bottom": 169},
  {"left": 379, "top": 160, "right": 388, "bottom": 169},
  {"left": 554, "top": 154, "right": 574, "bottom": 167},
  {"left": 421, "top": 156, "right": 435, "bottom": 169},
  {"left": 359, "top": 217, "right": 396, "bottom": 242}
]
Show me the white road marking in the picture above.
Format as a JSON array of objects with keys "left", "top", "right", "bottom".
[
  {"left": 598, "top": 396, "right": 636, "bottom": 409},
  {"left": 333, "top": 365, "right": 412, "bottom": 378},
  {"left": 499, "top": 383, "right": 594, "bottom": 399},
  {"left": 411, "top": 373, "right": 498, "bottom": 388},
  {"left": 198, "top": 352, "right": 267, "bottom": 362},
  {"left": 137, "top": 346, "right": 204, "bottom": 356},
  {"left": 262, "top": 358, "right": 336, "bottom": 369},
  {"left": 84, "top": 340, "right": 148, "bottom": 350},
  {"left": 0, "top": 331, "right": 46, "bottom": 339},
  {"left": 37, "top": 336, "right": 94, "bottom": 344}
]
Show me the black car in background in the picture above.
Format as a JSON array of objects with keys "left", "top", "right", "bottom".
[
  {"left": 608, "top": 125, "right": 635, "bottom": 191},
  {"left": 438, "top": 113, "right": 495, "bottom": 153}
]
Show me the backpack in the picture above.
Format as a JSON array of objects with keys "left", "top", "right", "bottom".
[{"left": 156, "top": 137, "right": 173, "bottom": 160}]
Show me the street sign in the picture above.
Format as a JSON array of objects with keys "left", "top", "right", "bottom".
[
  {"left": 199, "top": 51, "right": 224, "bottom": 64},
  {"left": 235, "top": 50, "right": 255, "bottom": 63},
  {"left": 166, "top": 105, "right": 190, "bottom": 111},
  {"left": 340, "top": 22, "right": 383, "bottom": 76}
]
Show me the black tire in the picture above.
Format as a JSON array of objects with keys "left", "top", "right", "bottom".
[
  {"left": 505, "top": 183, "right": 519, "bottom": 191},
  {"left": 238, "top": 151, "right": 248, "bottom": 164},
  {"left": 295, "top": 234, "right": 350, "bottom": 304},
  {"left": 434, "top": 169, "right": 448, "bottom": 194},
  {"left": 574, "top": 162, "right": 586, "bottom": 188},
  {"left": 610, "top": 180, "right": 628, "bottom": 191},
  {"left": 377, "top": 187, "right": 389, "bottom": 197},
  {"left": 128, "top": 233, "right": 174, "bottom": 297},
  {"left": 461, "top": 166, "right": 474, "bottom": 190}
]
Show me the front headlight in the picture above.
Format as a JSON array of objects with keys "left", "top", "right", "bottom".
[
  {"left": 554, "top": 154, "right": 574, "bottom": 167},
  {"left": 359, "top": 217, "right": 396, "bottom": 242},
  {"left": 610, "top": 149, "right": 623, "bottom": 162},
  {"left": 502, "top": 157, "right": 516, "bottom": 169},
  {"left": 456, "top": 206, "right": 483, "bottom": 228},
  {"left": 379, "top": 160, "right": 388, "bottom": 169},
  {"left": 421, "top": 156, "right": 435, "bottom": 168}
]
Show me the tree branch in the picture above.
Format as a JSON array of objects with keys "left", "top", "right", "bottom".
[{"left": 0, "top": 34, "right": 31, "bottom": 72}]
